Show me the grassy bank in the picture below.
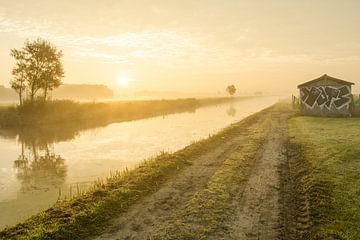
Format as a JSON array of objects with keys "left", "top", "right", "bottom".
[
  {"left": 152, "top": 107, "right": 278, "bottom": 239},
  {"left": 0, "top": 97, "right": 250, "bottom": 128},
  {"left": 0, "top": 100, "right": 271, "bottom": 240},
  {"left": 288, "top": 117, "right": 360, "bottom": 239}
]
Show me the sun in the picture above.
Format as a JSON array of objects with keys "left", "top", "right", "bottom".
[{"left": 117, "top": 75, "right": 130, "bottom": 87}]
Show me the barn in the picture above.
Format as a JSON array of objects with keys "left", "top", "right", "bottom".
[{"left": 298, "top": 74, "right": 354, "bottom": 117}]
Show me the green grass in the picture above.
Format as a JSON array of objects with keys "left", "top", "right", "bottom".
[
  {"left": 0, "top": 99, "right": 266, "bottom": 240},
  {"left": 288, "top": 117, "right": 360, "bottom": 239}
]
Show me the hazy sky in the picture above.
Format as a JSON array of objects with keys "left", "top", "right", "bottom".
[{"left": 1, "top": 0, "right": 359, "bottom": 95}]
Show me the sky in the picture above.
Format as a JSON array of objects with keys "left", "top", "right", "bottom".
[{"left": 1, "top": 0, "right": 360, "bottom": 96}]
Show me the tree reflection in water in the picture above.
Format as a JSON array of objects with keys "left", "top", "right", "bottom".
[
  {"left": 14, "top": 140, "right": 66, "bottom": 192},
  {"left": 1, "top": 120, "right": 111, "bottom": 194},
  {"left": 227, "top": 105, "right": 236, "bottom": 117},
  {"left": 9, "top": 125, "right": 77, "bottom": 193}
]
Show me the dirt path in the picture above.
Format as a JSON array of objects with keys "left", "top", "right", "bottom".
[
  {"left": 92, "top": 106, "right": 293, "bottom": 240},
  {"left": 212, "top": 113, "right": 288, "bottom": 240},
  {"left": 93, "top": 119, "right": 261, "bottom": 240}
]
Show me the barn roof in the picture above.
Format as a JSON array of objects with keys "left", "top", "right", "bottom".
[{"left": 297, "top": 74, "right": 354, "bottom": 88}]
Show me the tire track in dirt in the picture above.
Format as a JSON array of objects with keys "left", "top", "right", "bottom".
[
  {"left": 92, "top": 105, "right": 300, "bottom": 240},
  {"left": 210, "top": 112, "right": 289, "bottom": 240},
  {"left": 93, "top": 116, "right": 266, "bottom": 240},
  {"left": 279, "top": 140, "right": 311, "bottom": 240}
]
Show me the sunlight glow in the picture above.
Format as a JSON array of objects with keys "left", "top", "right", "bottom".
[{"left": 117, "top": 75, "right": 130, "bottom": 87}]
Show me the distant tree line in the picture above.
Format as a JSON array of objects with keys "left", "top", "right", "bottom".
[
  {"left": 0, "top": 84, "right": 114, "bottom": 101},
  {"left": 10, "top": 38, "right": 64, "bottom": 106},
  {"left": 9, "top": 38, "right": 239, "bottom": 106}
]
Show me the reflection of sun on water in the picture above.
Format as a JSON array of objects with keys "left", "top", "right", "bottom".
[{"left": 117, "top": 75, "right": 130, "bottom": 87}]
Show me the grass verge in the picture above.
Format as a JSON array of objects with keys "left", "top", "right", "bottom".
[
  {"left": 151, "top": 105, "right": 286, "bottom": 239},
  {"left": 287, "top": 117, "right": 360, "bottom": 239},
  {"left": 0, "top": 99, "right": 270, "bottom": 240}
]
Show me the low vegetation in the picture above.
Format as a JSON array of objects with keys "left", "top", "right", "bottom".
[
  {"left": 4, "top": 103, "right": 359, "bottom": 239},
  {"left": 152, "top": 108, "right": 275, "bottom": 239},
  {"left": 351, "top": 94, "right": 360, "bottom": 117},
  {"left": 0, "top": 97, "right": 250, "bottom": 128},
  {"left": 0, "top": 101, "right": 269, "bottom": 240},
  {"left": 287, "top": 117, "right": 360, "bottom": 239}
]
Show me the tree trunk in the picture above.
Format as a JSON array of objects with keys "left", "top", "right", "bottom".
[
  {"left": 44, "top": 87, "right": 48, "bottom": 102},
  {"left": 21, "top": 141, "right": 25, "bottom": 161},
  {"left": 19, "top": 89, "right": 23, "bottom": 106},
  {"left": 30, "top": 89, "right": 34, "bottom": 104},
  {"left": 32, "top": 143, "right": 38, "bottom": 162},
  {"left": 30, "top": 85, "right": 36, "bottom": 104}
]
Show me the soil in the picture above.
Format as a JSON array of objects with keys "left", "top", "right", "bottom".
[
  {"left": 209, "top": 113, "right": 287, "bottom": 240},
  {"left": 94, "top": 130, "right": 250, "bottom": 240},
  {"left": 92, "top": 107, "right": 301, "bottom": 240}
]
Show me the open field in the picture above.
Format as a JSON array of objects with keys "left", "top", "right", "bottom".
[
  {"left": 0, "top": 97, "right": 251, "bottom": 128},
  {"left": 287, "top": 117, "right": 360, "bottom": 239}
]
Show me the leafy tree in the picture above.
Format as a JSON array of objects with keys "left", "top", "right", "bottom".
[
  {"left": 10, "top": 67, "right": 26, "bottom": 106},
  {"left": 10, "top": 38, "right": 64, "bottom": 104},
  {"left": 226, "top": 85, "right": 236, "bottom": 97}
]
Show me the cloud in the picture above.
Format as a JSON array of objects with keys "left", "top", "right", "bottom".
[
  {"left": 2, "top": 10, "right": 358, "bottom": 72},
  {"left": 0, "top": 13, "right": 215, "bottom": 66},
  {"left": 0, "top": 14, "right": 52, "bottom": 36}
]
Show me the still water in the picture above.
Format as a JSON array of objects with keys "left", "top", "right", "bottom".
[{"left": 0, "top": 96, "right": 280, "bottom": 229}]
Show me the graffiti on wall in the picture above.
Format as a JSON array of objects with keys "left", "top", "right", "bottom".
[{"left": 300, "top": 85, "right": 351, "bottom": 109}]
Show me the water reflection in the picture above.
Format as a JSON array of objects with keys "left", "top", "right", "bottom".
[
  {"left": 227, "top": 105, "right": 236, "bottom": 117},
  {"left": 1, "top": 104, "right": 200, "bottom": 196},
  {"left": 0, "top": 126, "right": 77, "bottom": 229},
  {"left": 4, "top": 125, "right": 82, "bottom": 193},
  {"left": 0, "top": 96, "right": 282, "bottom": 229},
  {"left": 14, "top": 141, "right": 66, "bottom": 192}
]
